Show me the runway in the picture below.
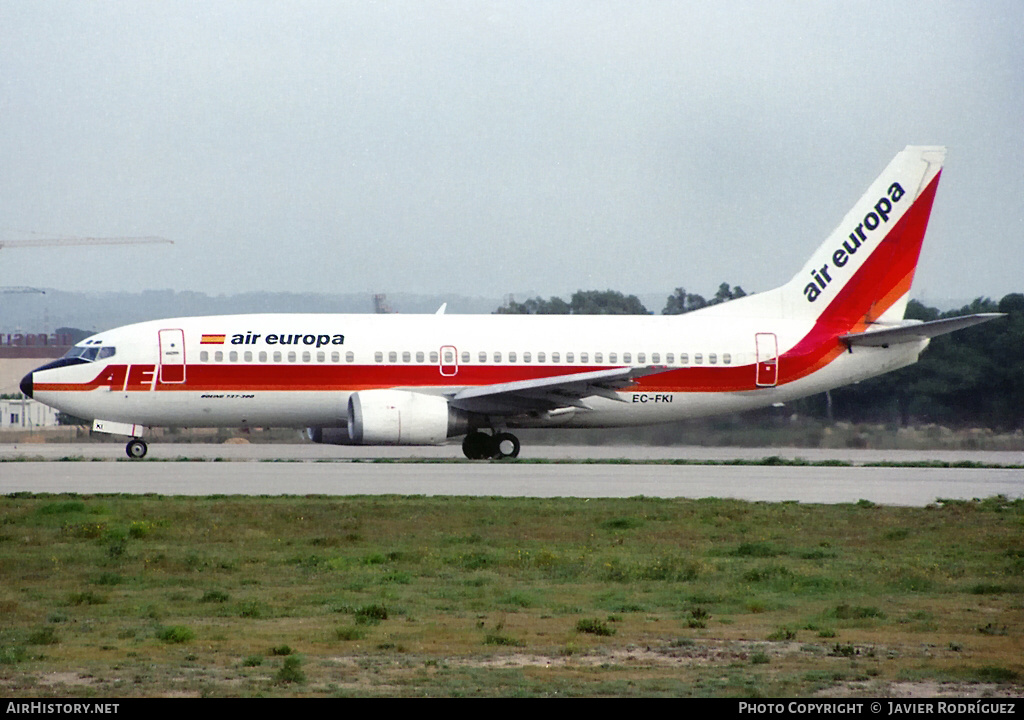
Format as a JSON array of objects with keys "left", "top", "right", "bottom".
[{"left": 2, "top": 443, "right": 1021, "bottom": 506}]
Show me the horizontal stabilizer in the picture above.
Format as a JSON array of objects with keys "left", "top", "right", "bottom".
[{"left": 839, "top": 313, "right": 1004, "bottom": 348}]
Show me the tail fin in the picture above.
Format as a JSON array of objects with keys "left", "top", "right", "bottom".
[{"left": 784, "top": 146, "right": 946, "bottom": 331}]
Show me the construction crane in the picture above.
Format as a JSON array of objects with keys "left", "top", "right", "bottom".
[
  {"left": 0, "top": 236, "right": 172, "bottom": 249},
  {"left": 0, "top": 286, "right": 45, "bottom": 294}
]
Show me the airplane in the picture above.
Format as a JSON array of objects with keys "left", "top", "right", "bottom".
[{"left": 20, "top": 146, "right": 1003, "bottom": 460}]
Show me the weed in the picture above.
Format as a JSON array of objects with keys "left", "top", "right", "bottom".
[
  {"left": 831, "top": 604, "right": 885, "bottom": 620},
  {"left": 66, "top": 591, "right": 106, "bottom": 606},
  {"left": 767, "top": 627, "right": 797, "bottom": 641},
  {"left": 200, "top": 590, "right": 230, "bottom": 603},
  {"left": 157, "top": 626, "right": 195, "bottom": 644},
  {"left": 335, "top": 627, "right": 365, "bottom": 641},
  {"left": 26, "top": 627, "right": 59, "bottom": 645},
  {"left": 275, "top": 656, "right": 305, "bottom": 684},
  {"left": 484, "top": 633, "right": 525, "bottom": 647},
  {"left": 354, "top": 604, "right": 388, "bottom": 625},
  {"left": 576, "top": 618, "right": 615, "bottom": 636}
]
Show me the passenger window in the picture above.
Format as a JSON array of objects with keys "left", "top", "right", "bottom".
[
  {"left": 389, "top": 351, "right": 398, "bottom": 363},
  {"left": 508, "top": 352, "right": 517, "bottom": 362},
  {"left": 566, "top": 352, "right": 574, "bottom": 363},
  {"left": 259, "top": 351, "right": 267, "bottom": 362},
  {"left": 244, "top": 351, "right": 253, "bottom": 362},
  {"left": 523, "top": 352, "right": 531, "bottom": 363},
  {"left": 288, "top": 352, "right": 297, "bottom": 363},
  {"left": 580, "top": 352, "right": 588, "bottom": 363},
  {"left": 694, "top": 353, "right": 703, "bottom": 364},
  {"left": 638, "top": 352, "right": 646, "bottom": 363},
  {"left": 623, "top": 352, "right": 631, "bottom": 363},
  {"left": 478, "top": 351, "right": 487, "bottom": 363},
  {"left": 402, "top": 351, "right": 411, "bottom": 363},
  {"left": 345, "top": 351, "right": 354, "bottom": 362},
  {"left": 680, "top": 353, "right": 689, "bottom": 365},
  {"left": 537, "top": 352, "right": 546, "bottom": 363},
  {"left": 374, "top": 351, "right": 383, "bottom": 363},
  {"left": 723, "top": 353, "right": 732, "bottom": 364},
  {"left": 443, "top": 350, "right": 454, "bottom": 363},
  {"left": 229, "top": 351, "right": 238, "bottom": 362},
  {"left": 416, "top": 351, "right": 425, "bottom": 363},
  {"left": 594, "top": 352, "right": 603, "bottom": 363},
  {"left": 666, "top": 353, "right": 674, "bottom": 364},
  {"left": 652, "top": 353, "right": 660, "bottom": 363},
  {"left": 493, "top": 352, "right": 502, "bottom": 363},
  {"left": 709, "top": 353, "right": 717, "bottom": 364},
  {"left": 200, "top": 351, "right": 209, "bottom": 362},
  {"left": 302, "top": 351, "right": 311, "bottom": 362},
  {"left": 551, "top": 352, "right": 560, "bottom": 363},
  {"left": 316, "top": 351, "right": 325, "bottom": 362},
  {"left": 461, "top": 351, "right": 470, "bottom": 363},
  {"left": 273, "top": 351, "right": 282, "bottom": 362},
  {"left": 609, "top": 352, "right": 617, "bottom": 363},
  {"left": 430, "top": 351, "right": 438, "bottom": 363}
]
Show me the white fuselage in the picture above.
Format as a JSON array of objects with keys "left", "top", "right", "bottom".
[{"left": 27, "top": 309, "right": 925, "bottom": 432}]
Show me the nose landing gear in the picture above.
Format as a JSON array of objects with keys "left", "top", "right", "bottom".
[{"left": 461, "top": 431, "right": 520, "bottom": 460}]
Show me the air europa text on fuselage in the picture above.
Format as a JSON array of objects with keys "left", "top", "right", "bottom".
[
  {"left": 229, "top": 332, "right": 345, "bottom": 348},
  {"left": 803, "top": 181, "right": 906, "bottom": 302}
]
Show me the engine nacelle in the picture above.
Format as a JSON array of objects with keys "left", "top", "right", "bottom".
[{"left": 347, "top": 390, "right": 467, "bottom": 445}]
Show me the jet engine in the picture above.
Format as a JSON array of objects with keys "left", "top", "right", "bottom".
[{"left": 347, "top": 389, "right": 469, "bottom": 445}]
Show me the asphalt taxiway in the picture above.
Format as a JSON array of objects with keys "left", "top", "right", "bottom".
[{"left": 1, "top": 443, "right": 1021, "bottom": 506}]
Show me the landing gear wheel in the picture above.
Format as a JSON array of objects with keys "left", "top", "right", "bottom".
[
  {"left": 126, "top": 439, "right": 148, "bottom": 459},
  {"left": 492, "top": 432, "right": 520, "bottom": 459},
  {"left": 462, "top": 431, "right": 493, "bottom": 460}
]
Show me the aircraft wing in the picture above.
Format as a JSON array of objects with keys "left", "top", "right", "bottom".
[
  {"left": 839, "top": 313, "right": 1004, "bottom": 348},
  {"left": 448, "top": 365, "right": 672, "bottom": 415}
]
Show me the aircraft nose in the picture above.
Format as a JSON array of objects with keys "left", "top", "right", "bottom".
[{"left": 20, "top": 371, "right": 33, "bottom": 398}]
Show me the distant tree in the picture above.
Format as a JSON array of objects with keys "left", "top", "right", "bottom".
[
  {"left": 494, "top": 296, "right": 571, "bottom": 314},
  {"left": 661, "top": 283, "right": 744, "bottom": 315},
  {"left": 495, "top": 290, "right": 647, "bottom": 315},
  {"left": 569, "top": 290, "right": 648, "bottom": 315}
]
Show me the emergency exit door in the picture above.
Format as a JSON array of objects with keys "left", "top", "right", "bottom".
[
  {"left": 158, "top": 329, "right": 186, "bottom": 384},
  {"left": 755, "top": 333, "right": 778, "bottom": 387}
]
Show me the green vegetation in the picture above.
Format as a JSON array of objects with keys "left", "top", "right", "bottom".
[{"left": 0, "top": 492, "right": 1021, "bottom": 697}]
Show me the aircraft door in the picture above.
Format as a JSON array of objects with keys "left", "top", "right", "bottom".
[
  {"left": 755, "top": 333, "right": 778, "bottom": 387},
  {"left": 439, "top": 345, "right": 458, "bottom": 376},
  {"left": 158, "top": 329, "right": 186, "bottom": 384}
]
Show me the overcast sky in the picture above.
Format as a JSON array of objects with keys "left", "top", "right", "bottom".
[{"left": 1, "top": 1, "right": 1022, "bottom": 307}]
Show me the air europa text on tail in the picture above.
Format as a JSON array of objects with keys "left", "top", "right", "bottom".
[{"left": 803, "top": 182, "right": 906, "bottom": 302}]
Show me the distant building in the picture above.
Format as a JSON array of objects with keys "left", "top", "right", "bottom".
[
  {"left": 1, "top": 396, "right": 60, "bottom": 429},
  {"left": 0, "top": 329, "right": 75, "bottom": 394}
]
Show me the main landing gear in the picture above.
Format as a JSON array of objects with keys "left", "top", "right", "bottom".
[
  {"left": 462, "top": 431, "right": 520, "bottom": 460},
  {"left": 126, "top": 439, "right": 148, "bottom": 459}
]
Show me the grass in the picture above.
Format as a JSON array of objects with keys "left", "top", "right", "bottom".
[{"left": 0, "top": 492, "right": 1021, "bottom": 697}]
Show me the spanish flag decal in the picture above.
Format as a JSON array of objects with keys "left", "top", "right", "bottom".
[{"left": 200, "top": 334, "right": 226, "bottom": 345}]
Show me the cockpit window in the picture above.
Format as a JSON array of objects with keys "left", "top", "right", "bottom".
[{"left": 63, "top": 345, "right": 116, "bottom": 362}]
